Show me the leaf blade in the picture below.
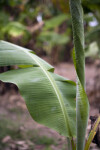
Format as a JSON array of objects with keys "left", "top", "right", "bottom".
[{"left": 0, "top": 41, "right": 76, "bottom": 138}]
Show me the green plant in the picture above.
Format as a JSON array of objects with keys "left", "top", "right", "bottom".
[
  {"left": 37, "top": 14, "right": 70, "bottom": 58},
  {"left": 0, "top": 1, "right": 100, "bottom": 150},
  {"left": 82, "top": 0, "right": 100, "bottom": 58},
  {"left": 2, "top": 21, "right": 31, "bottom": 45}
]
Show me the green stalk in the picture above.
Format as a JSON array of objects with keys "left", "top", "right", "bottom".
[
  {"left": 69, "top": 0, "right": 89, "bottom": 150},
  {"left": 67, "top": 138, "right": 76, "bottom": 150},
  {"left": 71, "top": 138, "right": 76, "bottom": 150},
  {"left": 67, "top": 138, "right": 72, "bottom": 150}
]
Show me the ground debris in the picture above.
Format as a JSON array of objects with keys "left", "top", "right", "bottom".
[
  {"left": 1, "top": 139, "right": 34, "bottom": 150},
  {"left": 2, "top": 136, "right": 12, "bottom": 143}
]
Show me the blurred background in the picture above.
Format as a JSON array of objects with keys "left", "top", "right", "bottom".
[{"left": 0, "top": 0, "right": 100, "bottom": 150}]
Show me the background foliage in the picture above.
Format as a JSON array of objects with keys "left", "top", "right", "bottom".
[{"left": 0, "top": 0, "right": 100, "bottom": 63}]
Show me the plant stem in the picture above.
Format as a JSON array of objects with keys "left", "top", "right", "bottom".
[
  {"left": 67, "top": 138, "right": 76, "bottom": 150},
  {"left": 71, "top": 138, "right": 76, "bottom": 150},
  {"left": 67, "top": 138, "right": 72, "bottom": 150}
]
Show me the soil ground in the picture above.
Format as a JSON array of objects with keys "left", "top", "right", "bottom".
[{"left": 0, "top": 62, "right": 100, "bottom": 150}]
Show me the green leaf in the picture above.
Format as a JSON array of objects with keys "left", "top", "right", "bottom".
[
  {"left": 38, "top": 31, "right": 69, "bottom": 46},
  {"left": 43, "top": 14, "right": 68, "bottom": 30},
  {"left": 85, "top": 42, "right": 99, "bottom": 58},
  {"left": 69, "top": 0, "right": 89, "bottom": 150},
  {"left": 85, "top": 26, "right": 100, "bottom": 44},
  {"left": 0, "top": 41, "right": 76, "bottom": 138},
  {"left": 2, "top": 22, "right": 29, "bottom": 37},
  {"left": 52, "top": 0, "right": 70, "bottom": 13},
  {"left": 0, "top": 41, "right": 53, "bottom": 71}
]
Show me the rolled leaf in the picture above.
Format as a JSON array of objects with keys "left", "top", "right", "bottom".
[{"left": 69, "top": 0, "right": 89, "bottom": 150}]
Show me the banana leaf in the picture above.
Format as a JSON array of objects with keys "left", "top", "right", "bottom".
[{"left": 0, "top": 41, "right": 76, "bottom": 138}]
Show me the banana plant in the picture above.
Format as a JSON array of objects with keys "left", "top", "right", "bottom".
[{"left": 0, "top": 0, "right": 100, "bottom": 150}]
